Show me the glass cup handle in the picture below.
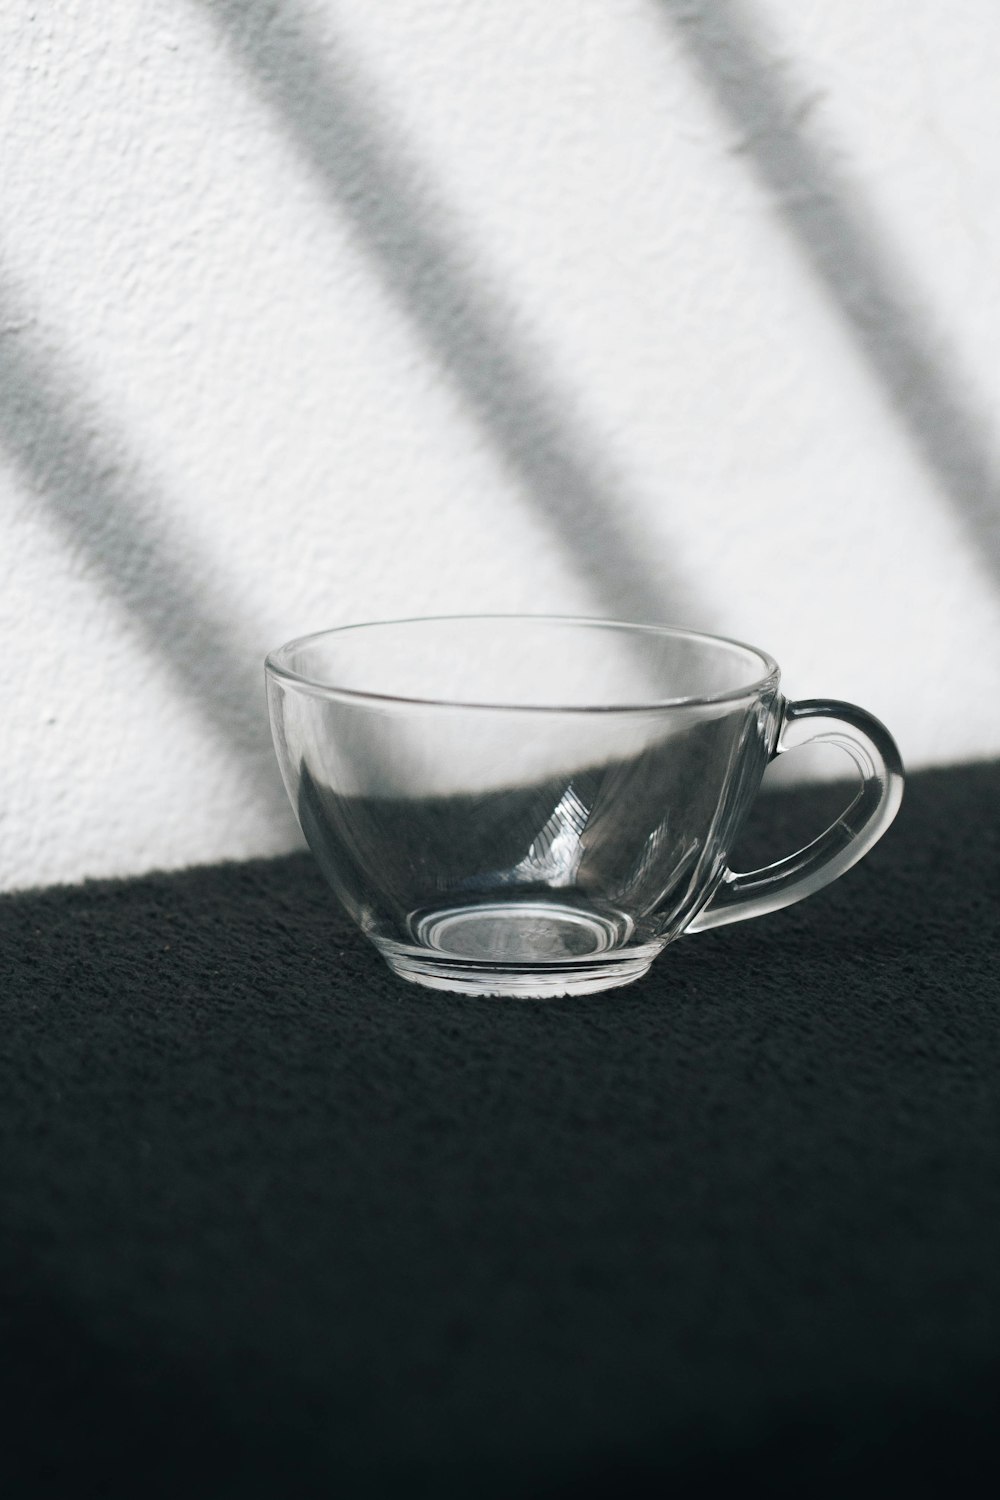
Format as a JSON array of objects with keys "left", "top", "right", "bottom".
[{"left": 687, "top": 699, "right": 904, "bottom": 933}]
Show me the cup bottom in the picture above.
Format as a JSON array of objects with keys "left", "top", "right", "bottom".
[{"left": 374, "top": 898, "right": 662, "bottom": 998}]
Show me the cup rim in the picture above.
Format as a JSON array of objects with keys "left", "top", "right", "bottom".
[{"left": 264, "top": 614, "right": 781, "bottom": 713}]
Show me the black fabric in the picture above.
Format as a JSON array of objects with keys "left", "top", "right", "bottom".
[{"left": 1, "top": 762, "right": 998, "bottom": 1497}]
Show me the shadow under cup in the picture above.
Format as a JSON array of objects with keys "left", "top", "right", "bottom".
[{"left": 265, "top": 617, "right": 902, "bottom": 997}]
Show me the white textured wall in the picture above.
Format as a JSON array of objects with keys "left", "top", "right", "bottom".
[{"left": 2, "top": 0, "right": 999, "bottom": 892}]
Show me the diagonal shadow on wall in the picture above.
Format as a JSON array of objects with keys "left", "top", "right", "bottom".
[
  {"left": 0, "top": 300, "right": 290, "bottom": 822},
  {"left": 196, "top": 0, "right": 703, "bottom": 628},
  {"left": 657, "top": 0, "right": 1000, "bottom": 587}
]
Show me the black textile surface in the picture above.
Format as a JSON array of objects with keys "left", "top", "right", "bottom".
[{"left": 1, "top": 763, "right": 999, "bottom": 1497}]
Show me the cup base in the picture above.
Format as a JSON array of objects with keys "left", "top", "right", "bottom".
[
  {"left": 380, "top": 949, "right": 657, "bottom": 998},
  {"left": 375, "top": 898, "right": 661, "bottom": 998}
]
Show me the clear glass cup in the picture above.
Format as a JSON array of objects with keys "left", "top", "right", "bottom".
[{"left": 265, "top": 616, "right": 903, "bottom": 997}]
